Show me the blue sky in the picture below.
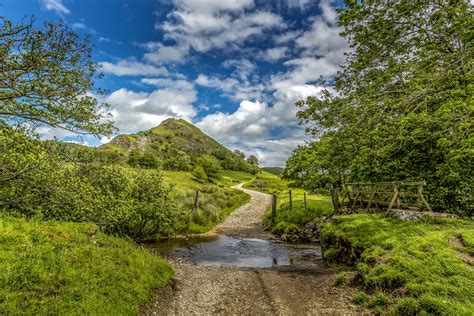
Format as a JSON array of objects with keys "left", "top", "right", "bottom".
[{"left": 2, "top": 0, "right": 349, "bottom": 166}]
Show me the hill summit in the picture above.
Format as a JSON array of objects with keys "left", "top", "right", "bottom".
[{"left": 101, "top": 118, "right": 258, "bottom": 173}]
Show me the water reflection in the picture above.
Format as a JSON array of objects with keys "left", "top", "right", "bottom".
[{"left": 148, "top": 235, "right": 322, "bottom": 268}]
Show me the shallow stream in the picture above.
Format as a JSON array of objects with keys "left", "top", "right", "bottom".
[{"left": 148, "top": 234, "right": 322, "bottom": 268}]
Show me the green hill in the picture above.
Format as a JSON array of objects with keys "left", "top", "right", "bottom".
[
  {"left": 100, "top": 118, "right": 258, "bottom": 173},
  {"left": 262, "top": 167, "right": 284, "bottom": 176}
]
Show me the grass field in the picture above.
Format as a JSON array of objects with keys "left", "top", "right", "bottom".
[
  {"left": 245, "top": 171, "right": 334, "bottom": 234},
  {"left": 0, "top": 216, "right": 173, "bottom": 315},
  {"left": 161, "top": 170, "right": 253, "bottom": 234},
  {"left": 321, "top": 214, "right": 474, "bottom": 314}
]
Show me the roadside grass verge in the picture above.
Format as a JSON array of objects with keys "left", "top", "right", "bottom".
[
  {"left": 245, "top": 171, "right": 334, "bottom": 234},
  {"left": 320, "top": 214, "right": 474, "bottom": 314},
  {"left": 0, "top": 216, "right": 173, "bottom": 315},
  {"left": 161, "top": 170, "right": 252, "bottom": 234}
]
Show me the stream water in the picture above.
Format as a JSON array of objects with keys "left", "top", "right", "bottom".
[{"left": 148, "top": 234, "right": 322, "bottom": 268}]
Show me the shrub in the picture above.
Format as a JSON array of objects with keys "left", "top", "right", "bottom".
[
  {"left": 368, "top": 292, "right": 390, "bottom": 309},
  {"left": 353, "top": 291, "right": 367, "bottom": 305},
  {"left": 192, "top": 166, "right": 208, "bottom": 182},
  {"left": 1, "top": 153, "right": 182, "bottom": 241},
  {"left": 334, "top": 272, "right": 348, "bottom": 286}
]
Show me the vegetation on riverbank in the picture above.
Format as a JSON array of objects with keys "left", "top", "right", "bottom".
[
  {"left": 245, "top": 172, "right": 333, "bottom": 235},
  {"left": 321, "top": 214, "right": 474, "bottom": 314},
  {"left": 0, "top": 216, "right": 174, "bottom": 314},
  {"left": 161, "top": 170, "right": 252, "bottom": 234}
]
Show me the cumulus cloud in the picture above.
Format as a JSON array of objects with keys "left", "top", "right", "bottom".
[
  {"left": 141, "top": 42, "right": 187, "bottom": 64},
  {"left": 99, "top": 60, "right": 169, "bottom": 76},
  {"left": 105, "top": 79, "right": 197, "bottom": 131},
  {"left": 40, "top": 0, "right": 70, "bottom": 15},
  {"left": 261, "top": 47, "right": 288, "bottom": 62},
  {"left": 195, "top": 74, "right": 264, "bottom": 101},
  {"left": 159, "top": 0, "right": 285, "bottom": 56}
]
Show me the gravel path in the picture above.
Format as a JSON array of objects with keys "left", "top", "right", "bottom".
[{"left": 144, "top": 184, "right": 365, "bottom": 315}]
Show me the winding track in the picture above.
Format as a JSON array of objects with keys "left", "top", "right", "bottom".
[{"left": 144, "top": 184, "right": 364, "bottom": 315}]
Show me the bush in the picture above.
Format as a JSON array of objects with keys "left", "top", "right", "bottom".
[
  {"left": 368, "top": 292, "right": 390, "bottom": 309},
  {"left": 199, "top": 155, "right": 222, "bottom": 181},
  {"left": 1, "top": 146, "right": 182, "bottom": 241},
  {"left": 353, "top": 291, "right": 367, "bottom": 305},
  {"left": 334, "top": 272, "right": 348, "bottom": 286},
  {"left": 192, "top": 166, "right": 208, "bottom": 182}
]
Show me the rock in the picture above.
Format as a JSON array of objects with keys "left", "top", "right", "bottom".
[{"left": 386, "top": 209, "right": 459, "bottom": 221}]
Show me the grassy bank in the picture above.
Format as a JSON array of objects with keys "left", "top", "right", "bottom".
[
  {"left": 0, "top": 216, "right": 173, "bottom": 315},
  {"left": 161, "top": 170, "right": 252, "bottom": 234},
  {"left": 245, "top": 171, "right": 334, "bottom": 234},
  {"left": 321, "top": 214, "right": 474, "bottom": 314}
]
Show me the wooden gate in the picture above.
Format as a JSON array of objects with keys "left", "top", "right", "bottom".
[{"left": 335, "top": 181, "right": 432, "bottom": 212}]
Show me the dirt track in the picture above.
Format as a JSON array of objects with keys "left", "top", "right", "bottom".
[{"left": 144, "top": 184, "right": 365, "bottom": 315}]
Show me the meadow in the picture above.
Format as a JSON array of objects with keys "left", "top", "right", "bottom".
[
  {"left": 245, "top": 171, "right": 334, "bottom": 234},
  {"left": 322, "top": 214, "right": 474, "bottom": 314}
]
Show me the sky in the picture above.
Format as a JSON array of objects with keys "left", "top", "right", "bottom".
[{"left": 2, "top": 0, "right": 349, "bottom": 167}]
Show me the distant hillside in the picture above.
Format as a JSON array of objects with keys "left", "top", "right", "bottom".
[
  {"left": 262, "top": 167, "right": 284, "bottom": 176},
  {"left": 100, "top": 118, "right": 258, "bottom": 173}
]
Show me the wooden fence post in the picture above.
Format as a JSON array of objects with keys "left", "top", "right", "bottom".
[
  {"left": 387, "top": 182, "right": 399, "bottom": 212},
  {"left": 304, "top": 192, "right": 307, "bottom": 211},
  {"left": 289, "top": 190, "right": 293, "bottom": 210},
  {"left": 331, "top": 188, "right": 340, "bottom": 212},
  {"left": 193, "top": 189, "right": 199, "bottom": 210},
  {"left": 272, "top": 194, "right": 277, "bottom": 224}
]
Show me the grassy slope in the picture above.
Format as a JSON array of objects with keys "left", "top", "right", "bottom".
[
  {"left": 162, "top": 170, "right": 253, "bottom": 234},
  {"left": 321, "top": 214, "right": 474, "bottom": 314},
  {"left": 0, "top": 217, "right": 173, "bottom": 315},
  {"left": 101, "top": 118, "right": 256, "bottom": 172},
  {"left": 245, "top": 171, "right": 334, "bottom": 234}
]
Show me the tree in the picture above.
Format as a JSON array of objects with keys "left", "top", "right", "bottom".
[
  {"left": 233, "top": 149, "right": 245, "bottom": 159},
  {"left": 199, "top": 155, "right": 222, "bottom": 181},
  {"left": 192, "top": 166, "right": 207, "bottom": 182},
  {"left": 0, "top": 17, "right": 113, "bottom": 136},
  {"left": 288, "top": 1, "right": 473, "bottom": 215},
  {"left": 247, "top": 155, "right": 259, "bottom": 166}
]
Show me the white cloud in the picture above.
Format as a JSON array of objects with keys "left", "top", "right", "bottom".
[
  {"left": 105, "top": 79, "right": 197, "bottom": 132},
  {"left": 142, "top": 43, "right": 187, "bottom": 64},
  {"left": 160, "top": 0, "right": 285, "bottom": 55},
  {"left": 41, "top": 0, "right": 70, "bottom": 15},
  {"left": 195, "top": 74, "right": 264, "bottom": 101},
  {"left": 99, "top": 60, "right": 169, "bottom": 76},
  {"left": 71, "top": 22, "right": 97, "bottom": 34},
  {"left": 261, "top": 47, "right": 288, "bottom": 62}
]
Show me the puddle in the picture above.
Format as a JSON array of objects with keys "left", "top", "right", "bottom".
[{"left": 148, "top": 235, "right": 322, "bottom": 268}]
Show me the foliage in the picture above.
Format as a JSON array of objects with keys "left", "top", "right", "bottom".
[
  {"left": 0, "top": 216, "right": 173, "bottom": 314},
  {"left": 1, "top": 132, "right": 182, "bottom": 241},
  {"left": 285, "top": 1, "right": 473, "bottom": 216},
  {"left": 245, "top": 172, "right": 334, "bottom": 234},
  {"left": 128, "top": 149, "right": 161, "bottom": 169},
  {"left": 101, "top": 118, "right": 258, "bottom": 174},
  {"left": 320, "top": 214, "right": 474, "bottom": 314},
  {"left": 233, "top": 149, "right": 245, "bottom": 159},
  {"left": 192, "top": 165, "right": 208, "bottom": 182},
  {"left": 0, "top": 18, "right": 113, "bottom": 136},
  {"left": 198, "top": 155, "right": 223, "bottom": 182},
  {"left": 244, "top": 171, "right": 290, "bottom": 194},
  {"left": 261, "top": 167, "right": 284, "bottom": 176},
  {"left": 246, "top": 155, "right": 259, "bottom": 166},
  {"left": 160, "top": 171, "right": 252, "bottom": 234}
]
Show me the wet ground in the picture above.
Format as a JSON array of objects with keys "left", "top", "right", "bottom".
[
  {"left": 149, "top": 234, "right": 323, "bottom": 268},
  {"left": 144, "top": 184, "right": 364, "bottom": 315}
]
